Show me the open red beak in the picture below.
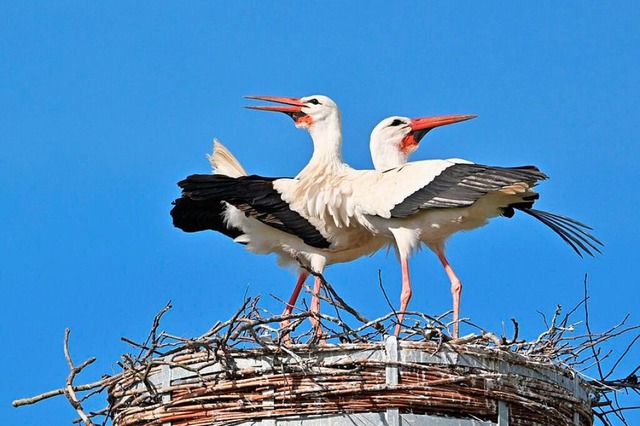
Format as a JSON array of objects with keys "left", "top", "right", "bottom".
[
  {"left": 245, "top": 95, "right": 311, "bottom": 126},
  {"left": 244, "top": 95, "right": 304, "bottom": 114}
]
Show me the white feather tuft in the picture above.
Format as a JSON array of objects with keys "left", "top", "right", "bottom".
[{"left": 207, "top": 139, "right": 248, "bottom": 177}]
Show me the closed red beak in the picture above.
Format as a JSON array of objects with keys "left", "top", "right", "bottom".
[{"left": 410, "top": 114, "right": 477, "bottom": 132}]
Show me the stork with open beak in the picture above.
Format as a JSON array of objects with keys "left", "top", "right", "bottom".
[
  {"left": 365, "top": 115, "right": 602, "bottom": 337},
  {"left": 174, "top": 95, "right": 387, "bottom": 339}
]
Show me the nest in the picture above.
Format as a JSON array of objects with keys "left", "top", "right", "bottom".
[
  {"left": 12, "top": 277, "right": 640, "bottom": 425},
  {"left": 108, "top": 337, "right": 592, "bottom": 426}
]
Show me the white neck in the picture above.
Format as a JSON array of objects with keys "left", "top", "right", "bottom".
[
  {"left": 297, "top": 110, "right": 344, "bottom": 178},
  {"left": 370, "top": 138, "right": 409, "bottom": 171}
]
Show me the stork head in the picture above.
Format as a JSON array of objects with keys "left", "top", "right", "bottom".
[
  {"left": 245, "top": 95, "right": 339, "bottom": 130},
  {"left": 370, "top": 114, "right": 476, "bottom": 170}
]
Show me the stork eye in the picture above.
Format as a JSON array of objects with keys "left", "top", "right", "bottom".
[
  {"left": 307, "top": 98, "right": 320, "bottom": 105},
  {"left": 390, "top": 119, "right": 404, "bottom": 127}
]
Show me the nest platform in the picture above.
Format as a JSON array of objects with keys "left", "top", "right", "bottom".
[{"left": 109, "top": 336, "right": 592, "bottom": 426}]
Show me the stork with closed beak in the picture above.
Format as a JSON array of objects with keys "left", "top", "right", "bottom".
[{"left": 365, "top": 115, "right": 602, "bottom": 337}]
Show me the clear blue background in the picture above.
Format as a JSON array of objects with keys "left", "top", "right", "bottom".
[{"left": 3, "top": 3, "right": 638, "bottom": 425}]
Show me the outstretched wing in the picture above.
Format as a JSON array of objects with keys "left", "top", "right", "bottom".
[{"left": 389, "top": 163, "right": 547, "bottom": 217}]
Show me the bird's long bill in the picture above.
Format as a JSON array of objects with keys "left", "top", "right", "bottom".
[
  {"left": 410, "top": 114, "right": 477, "bottom": 131},
  {"left": 410, "top": 114, "right": 477, "bottom": 143},
  {"left": 244, "top": 95, "right": 304, "bottom": 113}
]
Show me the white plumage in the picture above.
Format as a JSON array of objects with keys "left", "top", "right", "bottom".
[{"left": 207, "top": 139, "right": 247, "bottom": 178}]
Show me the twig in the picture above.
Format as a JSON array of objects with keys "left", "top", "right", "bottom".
[
  {"left": 139, "top": 301, "right": 172, "bottom": 359},
  {"left": 63, "top": 329, "right": 96, "bottom": 426},
  {"left": 12, "top": 379, "right": 110, "bottom": 408},
  {"left": 294, "top": 257, "right": 371, "bottom": 326},
  {"left": 221, "top": 296, "right": 252, "bottom": 348},
  {"left": 378, "top": 269, "right": 400, "bottom": 330}
]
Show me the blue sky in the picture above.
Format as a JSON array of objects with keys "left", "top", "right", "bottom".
[{"left": 2, "top": 3, "right": 639, "bottom": 425}]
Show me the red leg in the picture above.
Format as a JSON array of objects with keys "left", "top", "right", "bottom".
[
  {"left": 282, "top": 271, "right": 309, "bottom": 316},
  {"left": 436, "top": 248, "right": 462, "bottom": 338},
  {"left": 280, "top": 271, "right": 309, "bottom": 340},
  {"left": 394, "top": 256, "right": 412, "bottom": 336}
]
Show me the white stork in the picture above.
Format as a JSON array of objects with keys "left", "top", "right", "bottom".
[
  {"left": 365, "top": 116, "right": 603, "bottom": 337},
  {"left": 173, "top": 95, "right": 387, "bottom": 337}
]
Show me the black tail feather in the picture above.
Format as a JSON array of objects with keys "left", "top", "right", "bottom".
[
  {"left": 170, "top": 197, "right": 245, "bottom": 240},
  {"left": 532, "top": 210, "right": 604, "bottom": 249},
  {"left": 517, "top": 208, "right": 603, "bottom": 257}
]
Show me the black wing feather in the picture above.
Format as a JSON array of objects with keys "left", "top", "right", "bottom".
[
  {"left": 390, "top": 164, "right": 548, "bottom": 217},
  {"left": 176, "top": 174, "right": 331, "bottom": 249},
  {"left": 387, "top": 163, "right": 601, "bottom": 257}
]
